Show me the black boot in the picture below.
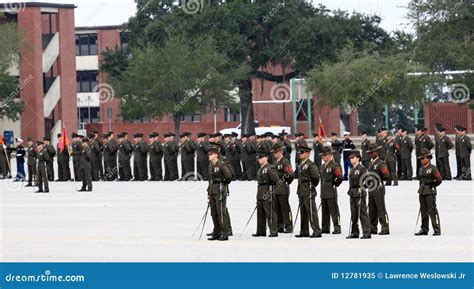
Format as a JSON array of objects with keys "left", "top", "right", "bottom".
[
  {"left": 309, "top": 232, "right": 322, "bottom": 238},
  {"left": 414, "top": 230, "right": 428, "bottom": 236},
  {"left": 346, "top": 234, "right": 359, "bottom": 239},
  {"left": 360, "top": 234, "right": 371, "bottom": 239}
]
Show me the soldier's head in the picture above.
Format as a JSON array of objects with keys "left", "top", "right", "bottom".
[
  {"left": 208, "top": 142, "right": 220, "bottom": 162},
  {"left": 349, "top": 150, "right": 361, "bottom": 166},
  {"left": 15, "top": 137, "right": 23, "bottom": 146},
  {"left": 320, "top": 146, "right": 333, "bottom": 162},
  {"left": 241, "top": 133, "right": 248, "bottom": 141},
  {"left": 231, "top": 132, "right": 238, "bottom": 140},
  {"left": 458, "top": 126, "right": 466, "bottom": 135},
  {"left": 387, "top": 131, "right": 393, "bottom": 140},
  {"left": 420, "top": 127, "right": 428, "bottom": 135},
  {"left": 343, "top": 131, "right": 350, "bottom": 140},
  {"left": 43, "top": 137, "right": 50, "bottom": 144},
  {"left": 298, "top": 145, "right": 312, "bottom": 161},
  {"left": 438, "top": 127, "right": 446, "bottom": 136},
  {"left": 256, "top": 150, "right": 269, "bottom": 166},
  {"left": 418, "top": 148, "right": 432, "bottom": 166},
  {"left": 330, "top": 132, "right": 337, "bottom": 140},
  {"left": 27, "top": 137, "right": 33, "bottom": 145},
  {"left": 272, "top": 144, "right": 284, "bottom": 160},
  {"left": 367, "top": 143, "right": 381, "bottom": 159},
  {"left": 380, "top": 128, "right": 387, "bottom": 137},
  {"left": 197, "top": 132, "right": 207, "bottom": 142},
  {"left": 133, "top": 133, "right": 143, "bottom": 142},
  {"left": 401, "top": 128, "right": 408, "bottom": 137},
  {"left": 312, "top": 133, "right": 320, "bottom": 141},
  {"left": 122, "top": 132, "right": 129, "bottom": 139},
  {"left": 82, "top": 138, "right": 90, "bottom": 146},
  {"left": 149, "top": 133, "right": 158, "bottom": 142},
  {"left": 360, "top": 131, "right": 367, "bottom": 140},
  {"left": 36, "top": 141, "right": 44, "bottom": 150},
  {"left": 117, "top": 133, "right": 124, "bottom": 142}
]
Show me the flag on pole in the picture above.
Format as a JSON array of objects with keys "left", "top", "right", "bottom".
[
  {"left": 58, "top": 126, "right": 69, "bottom": 153},
  {"left": 318, "top": 117, "right": 326, "bottom": 138}
]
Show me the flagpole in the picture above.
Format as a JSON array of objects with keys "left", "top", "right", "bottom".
[{"left": 63, "top": 121, "right": 77, "bottom": 192}]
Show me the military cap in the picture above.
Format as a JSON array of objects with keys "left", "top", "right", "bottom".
[
  {"left": 415, "top": 125, "right": 424, "bottom": 131},
  {"left": 36, "top": 141, "right": 44, "bottom": 145},
  {"left": 92, "top": 130, "right": 99, "bottom": 134},
  {"left": 438, "top": 127, "right": 446, "bottom": 132},
  {"left": 197, "top": 132, "right": 207, "bottom": 138},
  {"left": 349, "top": 150, "right": 361, "bottom": 159},
  {"left": 71, "top": 133, "right": 78, "bottom": 138},
  {"left": 43, "top": 137, "right": 50, "bottom": 141},
  {"left": 366, "top": 143, "right": 381, "bottom": 153},
  {"left": 122, "top": 131, "right": 128, "bottom": 135},
  {"left": 208, "top": 142, "right": 221, "bottom": 154},
  {"left": 457, "top": 126, "right": 466, "bottom": 131},
  {"left": 179, "top": 133, "right": 187, "bottom": 138},
  {"left": 149, "top": 133, "right": 158, "bottom": 138},
  {"left": 256, "top": 149, "right": 270, "bottom": 158},
  {"left": 312, "top": 132, "right": 319, "bottom": 137},
  {"left": 271, "top": 143, "right": 285, "bottom": 152},
  {"left": 297, "top": 143, "right": 312, "bottom": 153},
  {"left": 108, "top": 131, "right": 114, "bottom": 135},
  {"left": 401, "top": 128, "right": 408, "bottom": 132},
  {"left": 231, "top": 132, "right": 238, "bottom": 137},
  {"left": 133, "top": 133, "right": 143, "bottom": 138},
  {"left": 417, "top": 148, "right": 432, "bottom": 159},
  {"left": 57, "top": 133, "right": 62, "bottom": 138},
  {"left": 360, "top": 131, "right": 367, "bottom": 135},
  {"left": 380, "top": 127, "right": 387, "bottom": 131},
  {"left": 117, "top": 133, "right": 124, "bottom": 139},
  {"left": 82, "top": 138, "right": 89, "bottom": 143},
  {"left": 223, "top": 134, "right": 231, "bottom": 138},
  {"left": 330, "top": 132, "right": 338, "bottom": 136},
  {"left": 279, "top": 132, "right": 289, "bottom": 136},
  {"left": 420, "top": 127, "right": 428, "bottom": 132},
  {"left": 209, "top": 133, "right": 220, "bottom": 138},
  {"left": 319, "top": 146, "right": 333, "bottom": 156},
  {"left": 78, "top": 135, "right": 85, "bottom": 139}
]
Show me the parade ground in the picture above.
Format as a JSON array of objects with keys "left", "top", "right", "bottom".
[{"left": 1, "top": 153, "right": 472, "bottom": 262}]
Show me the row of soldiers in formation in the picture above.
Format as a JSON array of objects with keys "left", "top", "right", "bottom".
[
  {"left": 1, "top": 123, "right": 470, "bottom": 192},
  {"left": 205, "top": 137, "right": 445, "bottom": 241}
]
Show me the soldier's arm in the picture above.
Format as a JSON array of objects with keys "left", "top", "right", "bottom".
[
  {"left": 432, "top": 167, "right": 442, "bottom": 187},
  {"left": 309, "top": 164, "right": 320, "bottom": 187},
  {"left": 333, "top": 165, "right": 343, "bottom": 187},
  {"left": 466, "top": 137, "right": 472, "bottom": 152},
  {"left": 268, "top": 167, "right": 280, "bottom": 185},
  {"left": 220, "top": 163, "right": 233, "bottom": 184},
  {"left": 427, "top": 136, "right": 434, "bottom": 150},
  {"left": 284, "top": 162, "right": 294, "bottom": 184},
  {"left": 378, "top": 163, "right": 390, "bottom": 181},
  {"left": 446, "top": 137, "right": 454, "bottom": 150}
]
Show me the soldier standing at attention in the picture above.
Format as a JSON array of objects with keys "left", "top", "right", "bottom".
[
  {"left": 360, "top": 131, "right": 371, "bottom": 168},
  {"left": 416, "top": 127, "right": 434, "bottom": 179},
  {"left": 272, "top": 144, "right": 294, "bottom": 233},
  {"left": 25, "top": 137, "right": 37, "bottom": 187},
  {"left": 93, "top": 131, "right": 104, "bottom": 180},
  {"left": 133, "top": 133, "right": 149, "bottom": 181},
  {"left": 55, "top": 133, "right": 68, "bottom": 181},
  {"left": 400, "top": 128, "right": 414, "bottom": 180},
  {"left": 148, "top": 132, "right": 163, "bottom": 181},
  {"left": 240, "top": 134, "right": 251, "bottom": 181},
  {"left": 35, "top": 141, "right": 50, "bottom": 193},
  {"left": 103, "top": 133, "right": 118, "bottom": 181},
  {"left": 437, "top": 127, "right": 453, "bottom": 180},
  {"left": 377, "top": 128, "right": 388, "bottom": 160},
  {"left": 346, "top": 150, "right": 371, "bottom": 239},
  {"left": 230, "top": 132, "right": 243, "bottom": 180},
  {"left": 454, "top": 126, "right": 462, "bottom": 179},
  {"left": 43, "top": 137, "right": 56, "bottom": 181},
  {"left": 163, "top": 133, "right": 179, "bottom": 181},
  {"left": 330, "top": 132, "right": 343, "bottom": 166},
  {"left": 415, "top": 148, "right": 442, "bottom": 236},
  {"left": 14, "top": 138, "right": 26, "bottom": 182},
  {"left": 179, "top": 132, "right": 195, "bottom": 180},
  {"left": 280, "top": 132, "right": 292, "bottom": 162},
  {"left": 195, "top": 133, "right": 209, "bottom": 181},
  {"left": 367, "top": 143, "right": 390, "bottom": 235},
  {"left": 320, "top": 146, "right": 343, "bottom": 234},
  {"left": 295, "top": 143, "right": 322, "bottom": 238},
  {"left": 79, "top": 138, "right": 93, "bottom": 192},
  {"left": 341, "top": 132, "right": 356, "bottom": 180},
  {"left": 252, "top": 150, "right": 280, "bottom": 237},
  {"left": 89, "top": 133, "right": 102, "bottom": 181},
  {"left": 294, "top": 133, "right": 306, "bottom": 169},
  {"left": 385, "top": 131, "right": 398, "bottom": 186},
  {"left": 395, "top": 127, "right": 404, "bottom": 179},
  {"left": 121, "top": 132, "right": 134, "bottom": 181},
  {"left": 456, "top": 126, "right": 472, "bottom": 180},
  {"left": 71, "top": 133, "right": 83, "bottom": 182},
  {"left": 207, "top": 143, "right": 233, "bottom": 241},
  {"left": 312, "top": 133, "right": 324, "bottom": 170}
]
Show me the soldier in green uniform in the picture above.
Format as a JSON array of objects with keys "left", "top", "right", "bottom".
[
  {"left": 415, "top": 148, "right": 442, "bottom": 236},
  {"left": 25, "top": 137, "right": 37, "bottom": 187},
  {"left": 312, "top": 133, "right": 324, "bottom": 170},
  {"left": 55, "top": 133, "right": 70, "bottom": 181},
  {"left": 320, "top": 146, "right": 343, "bottom": 234},
  {"left": 416, "top": 127, "right": 434, "bottom": 179},
  {"left": 253, "top": 150, "right": 280, "bottom": 237},
  {"left": 279, "top": 132, "right": 292, "bottom": 162},
  {"left": 229, "top": 132, "right": 242, "bottom": 180},
  {"left": 377, "top": 128, "right": 388, "bottom": 161},
  {"left": 240, "top": 134, "right": 251, "bottom": 180},
  {"left": 346, "top": 150, "right": 371, "bottom": 239},
  {"left": 242, "top": 134, "right": 258, "bottom": 180},
  {"left": 454, "top": 126, "right": 461, "bottom": 179},
  {"left": 71, "top": 133, "right": 83, "bottom": 181},
  {"left": 89, "top": 133, "right": 101, "bottom": 181},
  {"left": 43, "top": 137, "right": 55, "bottom": 181},
  {"left": 395, "top": 127, "right": 404, "bottom": 179},
  {"left": 436, "top": 127, "right": 453, "bottom": 180},
  {"left": 132, "top": 133, "right": 149, "bottom": 181},
  {"left": 400, "top": 128, "right": 414, "bottom": 180},
  {"left": 456, "top": 126, "right": 472, "bottom": 180},
  {"left": 79, "top": 138, "right": 93, "bottom": 192},
  {"left": 163, "top": 133, "right": 179, "bottom": 181},
  {"left": 179, "top": 132, "right": 195, "bottom": 180},
  {"left": 272, "top": 144, "right": 294, "bottom": 233},
  {"left": 103, "top": 133, "right": 118, "bottom": 181},
  {"left": 295, "top": 143, "right": 322, "bottom": 238},
  {"left": 360, "top": 131, "right": 371, "bottom": 168},
  {"left": 367, "top": 143, "right": 390, "bottom": 235},
  {"left": 119, "top": 132, "right": 133, "bottom": 181},
  {"left": 385, "top": 131, "right": 398, "bottom": 186},
  {"left": 35, "top": 141, "right": 50, "bottom": 193},
  {"left": 148, "top": 132, "right": 163, "bottom": 181},
  {"left": 196, "top": 133, "right": 209, "bottom": 181},
  {"left": 330, "top": 132, "right": 342, "bottom": 166},
  {"left": 207, "top": 143, "right": 233, "bottom": 241}
]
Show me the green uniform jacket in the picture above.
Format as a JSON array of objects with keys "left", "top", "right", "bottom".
[
  {"left": 133, "top": 140, "right": 149, "bottom": 162},
  {"left": 196, "top": 141, "right": 209, "bottom": 162},
  {"left": 181, "top": 140, "right": 195, "bottom": 162},
  {"left": 319, "top": 159, "right": 342, "bottom": 199},
  {"left": 367, "top": 157, "right": 390, "bottom": 196},
  {"left": 273, "top": 157, "right": 294, "bottom": 195},
  {"left": 26, "top": 144, "right": 37, "bottom": 166},
  {"left": 361, "top": 139, "right": 371, "bottom": 161},
  {"left": 297, "top": 158, "right": 320, "bottom": 198},
  {"left": 418, "top": 164, "right": 442, "bottom": 195},
  {"left": 438, "top": 135, "right": 453, "bottom": 158},
  {"left": 80, "top": 146, "right": 92, "bottom": 169},
  {"left": 164, "top": 141, "right": 179, "bottom": 161},
  {"left": 149, "top": 141, "right": 163, "bottom": 161},
  {"left": 459, "top": 135, "right": 472, "bottom": 157},
  {"left": 90, "top": 139, "right": 101, "bottom": 162},
  {"left": 256, "top": 163, "right": 279, "bottom": 201},
  {"left": 207, "top": 159, "right": 233, "bottom": 195},
  {"left": 37, "top": 147, "right": 50, "bottom": 169},
  {"left": 118, "top": 139, "right": 133, "bottom": 162},
  {"left": 400, "top": 136, "right": 413, "bottom": 159},
  {"left": 348, "top": 163, "right": 368, "bottom": 198}
]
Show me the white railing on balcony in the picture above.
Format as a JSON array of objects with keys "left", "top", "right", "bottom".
[
  {"left": 43, "top": 76, "right": 61, "bottom": 117},
  {"left": 42, "top": 32, "right": 59, "bottom": 73}
]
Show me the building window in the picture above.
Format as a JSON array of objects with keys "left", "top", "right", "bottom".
[
  {"left": 78, "top": 107, "right": 100, "bottom": 125},
  {"left": 76, "top": 70, "right": 98, "bottom": 93},
  {"left": 224, "top": 107, "right": 240, "bottom": 122},
  {"left": 120, "top": 32, "right": 130, "bottom": 49},
  {"left": 181, "top": 114, "right": 202, "bottom": 122},
  {"left": 296, "top": 99, "right": 314, "bottom": 122},
  {"left": 76, "top": 33, "right": 98, "bottom": 56}
]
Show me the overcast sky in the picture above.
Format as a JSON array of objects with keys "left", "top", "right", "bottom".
[{"left": 2, "top": 0, "right": 412, "bottom": 32}]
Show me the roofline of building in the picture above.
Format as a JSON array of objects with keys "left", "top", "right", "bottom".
[
  {"left": 75, "top": 25, "right": 125, "bottom": 31},
  {"left": 4, "top": 2, "right": 77, "bottom": 9}
]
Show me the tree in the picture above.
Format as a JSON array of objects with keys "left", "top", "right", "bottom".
[
  {"left": 106, "top": 35, "right": 242, "bottom": 134},
  {"left": 0, "top": 21, "right": 27, "bottom": 120},
  {"left": 104, "top": 0, "right": 392, "bottom": 135}
]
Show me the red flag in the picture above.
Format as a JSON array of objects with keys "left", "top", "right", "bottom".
[
  {"left": 318, "top": 117, "right": 326, "bottom": 138},
  {"left": 58, "top": 126, "right": 69, "bottom": 153}
]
